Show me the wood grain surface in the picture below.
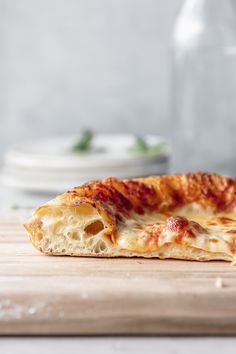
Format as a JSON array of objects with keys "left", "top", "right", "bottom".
[{"left": 0, "top": 211, "right": 236, "bottom": 335}]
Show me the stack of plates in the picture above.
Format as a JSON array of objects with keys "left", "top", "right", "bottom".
[{"left": 1, "top": 134, "right": 170, "bottom": 194}]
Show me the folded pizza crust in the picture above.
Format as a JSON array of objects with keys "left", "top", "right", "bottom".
[{"left": 24, "top": 172, "right": 236, "bottom": 262}]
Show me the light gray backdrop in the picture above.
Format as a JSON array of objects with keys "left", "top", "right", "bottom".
[{"left": 0, "top": 0, "right": 183, "bottom": 158}]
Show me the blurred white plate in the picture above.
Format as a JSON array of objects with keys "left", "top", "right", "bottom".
[
  {"left": 1, "top": 134, "right": 170, "bottom": 194},
  {"left": 5, "top": 134, "right": 169, "bottom": 169}
]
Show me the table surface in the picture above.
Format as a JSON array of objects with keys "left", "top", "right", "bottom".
[{"left": 1, "top": 184, "right": 236, "bottom": 352}]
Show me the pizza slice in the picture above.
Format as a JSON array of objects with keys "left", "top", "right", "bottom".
[{"left": 24, "top": 172, "right": 236, "bottom": 262}]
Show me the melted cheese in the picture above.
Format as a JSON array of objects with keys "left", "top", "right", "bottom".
[{"left": 117, "top": 203, "right": 236, "bottom": 258}]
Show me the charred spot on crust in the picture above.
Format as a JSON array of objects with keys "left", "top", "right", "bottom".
[
  {"left": 165, "top": 216, "right": 207, "bottom": 241},
  {"left": 226, "top": 229, "right": 236, "bottom": 234},
  {"left": 166, "top": 216, "right": 189, "bottom": 232},
  {"left": 125, "top": 180, "right": 157, "bottom": 204},
  {"left": 216, "top": 216, "right": 236, "bottom": 224},
  {"left": 171, "top": 190, "right": 183, "bottom": 206},
  {"left": 209, "top": 238, "right": 219, "bottom": 243},
  {"left": 135, "top": 224, "right": 144, "bottom": 230},
  {"left": 187, "top": 229, "right": 196, "bottom": 238},
  {"left": 144, "top": 224, "right": 162, "bottom": 244},
  {"left": 191, "top": 220, "right": 208, "bottom": 233},
  {"left": 207, "top": 221, "right": 217, "bottom": 226}
]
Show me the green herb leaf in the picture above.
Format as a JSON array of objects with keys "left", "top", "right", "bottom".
[
  {"left": 129, "top": 137, "right": 148, "bottom": 154},
  {"left": 145, "top": 142, "right": 168, "bottom": 156},
  {"left": 129, "top": 136, "right": 167, "bottom": 157},
  {"left": 73, "top": 129, "right": 94, "bottom": 153}
]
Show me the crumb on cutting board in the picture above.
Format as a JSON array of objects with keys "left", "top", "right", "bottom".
[{"left": 215, "top": 277, "right": 224, "bottom": 289}]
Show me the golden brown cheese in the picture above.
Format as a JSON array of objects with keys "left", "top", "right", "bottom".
[{"left": 24, "top": 172, "right": 236, "bottom": 262}]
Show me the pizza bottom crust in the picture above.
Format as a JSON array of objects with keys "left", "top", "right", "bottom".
[{"left": 39, "top": 243, "right": 232, "bottom": 262}]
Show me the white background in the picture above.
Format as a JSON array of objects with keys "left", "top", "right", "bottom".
[{"left": 0, "top": 0, "right": 183, "bottom": 157}]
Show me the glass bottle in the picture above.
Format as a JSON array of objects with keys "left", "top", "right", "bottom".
[{"left": 171, "top": 0, "right": 236, "bottom": 176}]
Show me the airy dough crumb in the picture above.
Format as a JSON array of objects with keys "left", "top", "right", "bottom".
[{"left": 215, "top": 277, "right": 224, "bottom": 289}]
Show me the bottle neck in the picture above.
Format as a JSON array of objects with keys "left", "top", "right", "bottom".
[{"left": 174, "top": 0, "right": 236, "bottom": 48}]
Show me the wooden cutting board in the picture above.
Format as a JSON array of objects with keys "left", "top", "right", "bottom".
[{"left": 1, "top": 210, "right": 236, "bottom": 335}]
